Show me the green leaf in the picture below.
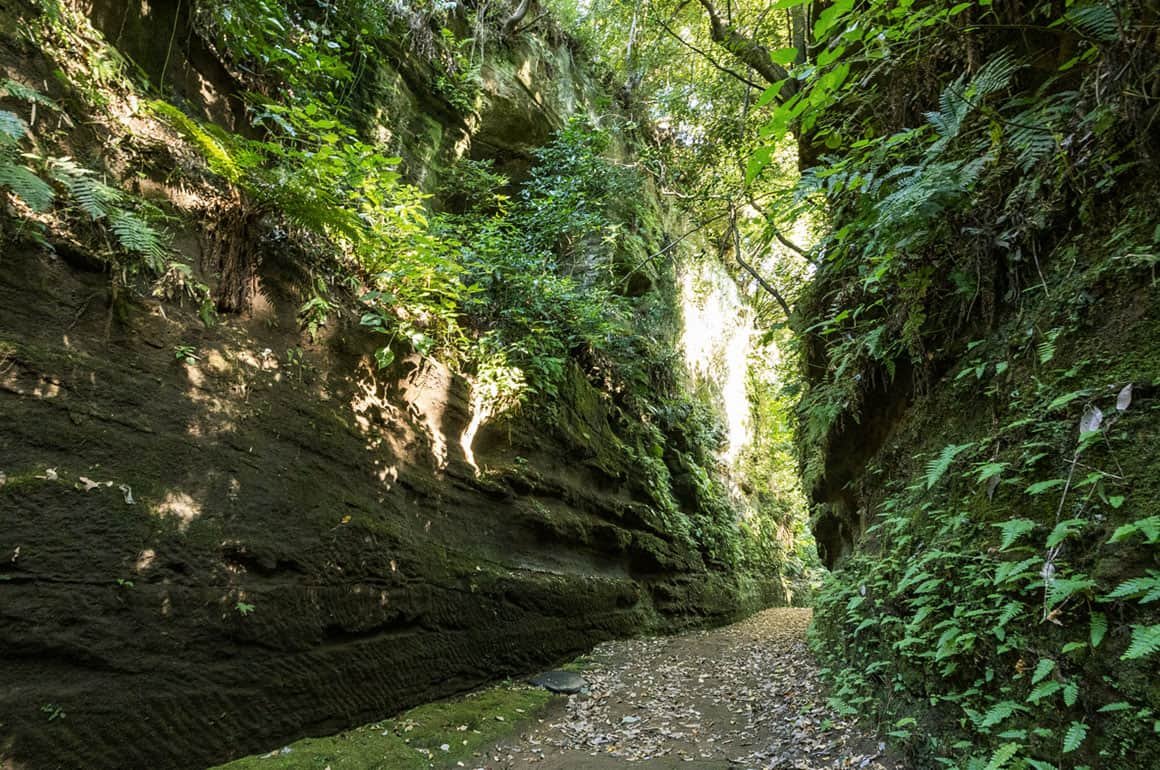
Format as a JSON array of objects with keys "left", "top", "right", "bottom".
[
  {"left": 1046, "top": 577, "right": 1096, "bottom": 607},
  {"left": 1105, "top": 572, "right": 1160, "bottom": 603},
  {"left": 1097, "top": 701, "right": 1131, "bottom": 713},
  {"left": 374, "top": 347, "right": 396, "bottom": 369},
  {"left": 0, "top": 161, "right": 54, "bottom": 211},
  {"left": 1062, "top": 721, "right": 1088, "bottom": 753},
  {"left": 1031, "top": 658, "right": 1055, "bottom": 684},
  {"left": 770, "top": 47, "right": 799, "bottom": 66},
  {"left": 1047, "top": 389, "right": 1086, "bottom": 410},
  {"left": 755, "top": 80, "right": 787, "bottom": 109},
  {"left": 1025, "top": 478, "right": 1066, "bottom": 495},
  {"left": 1046, "top": 518, "right": 1084, "bottom": 548},
  {"left": 979, "top": 700, "right": 1025, "bottom": 729},
  {"left": 926, "top": 443, "right": 974, "bottom": 489},
  {"left": 0, "top": 109, "right": 28, "bottom": 141},
  {"left": 976, "top": 462, "right": 1008, "bottom": 483},
  {"left": 1121, "top": 624, "right": 1160, "bottom": 660},
  {"left": 1027, "top": 680, "right": 1063, "bottom": 704},
  {"left": 813, "top": 0, "right": 854, "bottom": 40},
  {"left": 1109, "top": 516, "right": 1160, "bottom": 544},
  {"left": 983, "top": 742, "right": 1021, "bottom": 770},
  {"left": 1090, "top": 612, "right": 1107, "bottom": 648},
  {"left": 994, "top": 519, "right": 1036, "bottom": 551}
]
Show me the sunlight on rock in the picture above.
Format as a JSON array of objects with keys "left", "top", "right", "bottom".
[
  {"left": 134, "top": 548, "right": 156, "bottom": 573},
  {"left": 184, "top": 363, "right": 205, "bottom": 387},
  {"left": 400, "top": 359, "right": 456, "bottom": 471},
  {"left": 153, "top": 491, "right": 201, "bottom": 531}
]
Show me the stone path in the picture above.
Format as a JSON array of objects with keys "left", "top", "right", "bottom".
[{"left": 476, "top": 608, "right": 901, "bottom": 770}]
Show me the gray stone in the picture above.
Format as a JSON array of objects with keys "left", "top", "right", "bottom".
[{"left": 530, "top": 670, "right": 587, "bottom": 694}]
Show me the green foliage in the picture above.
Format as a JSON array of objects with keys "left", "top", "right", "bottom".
[
  {"left": 1121, "top": 625, "right": 1160, "bottom": 661},
  {"left": 1, "top": 84, "right": 169, "bottom": 270},
  {"left": 925, "top": 443, "right": 973, "bottom": 489},
  {"left": 811, "top": 338, "right": 1160, "bottom": 768}
]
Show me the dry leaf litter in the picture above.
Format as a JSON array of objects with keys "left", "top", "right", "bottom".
[{"left": 478, "top": 608, "right": 901, "bottom": 769}]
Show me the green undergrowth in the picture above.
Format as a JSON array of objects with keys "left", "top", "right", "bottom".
[
  {"left": 769, "top": 1, "right": 1160, "bottom": 768},
  {"left": 808, "top": 188, "right": 1160, "bottom": 770},
  {"left": 211, "top": 682, "right": 554, "bottom": 770}
]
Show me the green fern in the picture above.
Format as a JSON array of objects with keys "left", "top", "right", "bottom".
[
  {"left": 1090, "top": 611, "right": 1108, "bottom": 647},
  {"left": 993, "top": 518, "right": 1036, "bottom": 551},
  {"left": 1063, "top": 721, "right": 1088, "bottom": 753},
  {"left": 925, "top": 442, "right": 974, "bottom": 489},
  {"left": 0, "top": 109, "right": 27, "bottom": 143},
  {"left": 1120, "top": 624, "right": 1160, "bottom": 660},
  {"left": 926, "top": 52, "right": 1020, "bottom": 143},
  {"left": 44, "top": 156, "right": 120, "bottom": 219},
  {"left": 150, "top": 100, "right": 245, "bottom": 184},
  {"left": 108, "top": 210, "right": 168, "bottom": 270},
  {"left": 969, "top": 50, "right": 1021, "bottom": 100},
  {"left": 0, "top": 159, "right": 55, "bottom": 211},
  {"left": 1109, "top": 515, "right": 1160, "bottom": 544},
  {"left": 1105, "top": 571, "right": 1160, "bottom": 603},
  {"left": 0, "top": 79, "right": 60, "bottom": 109},
  {"left": 1063, "top": 3, "right": 1118, "bottom": 41},
  {"left": 982, "top": 742, "right": 1021, "bottom": 770}
]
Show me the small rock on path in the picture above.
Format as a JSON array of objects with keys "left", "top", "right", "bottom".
[
  {"left": 530, "top": 670, "right": 588, "bottom": 694},
  {"left": 479, "top": 608, "right": 901, "bottom": 769}
]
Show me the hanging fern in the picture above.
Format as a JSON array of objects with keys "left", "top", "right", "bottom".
[
  {"left": 0, "top": 109, "right": 28, "bottom": 143},
  {"left": 1122, "top": 624, "right": 1160, "bottom": 659},
  {"left": 1063, "top": 3, "right": 1118, "bottom": 41},
  {"left": 108, "top": 209, "right": 168, "bottom": 271},
  {"left": 44, "top": 156, "right": 120, "bottom": 220},
  {"left": 0, "top": 109, "right": 54, "bottom": 211},
  {"left": 968, "top": 50, "right": 1021, "bottom": 101},
  {"left": 0, "top": 158, "right": 55, "bottom": 211},
  {"left": 150, "top": 101, "right": 245, "bottom": 184},
  {"left": 1105, "top": 572, "right": 1160, "bottom": 603},
  {"left": 925, "top": 442, "right": 974, "bottom": 489}
]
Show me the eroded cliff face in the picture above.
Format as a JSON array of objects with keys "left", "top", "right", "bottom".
[{"left": 0, "top": 2, "right": 785, "bottom": 768}]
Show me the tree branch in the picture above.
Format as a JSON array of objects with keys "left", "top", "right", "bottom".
[
  {"left": 730, "top": 206, "right": 792, "bottom": 319},
  {"left": 698, "top": 0, "right": 799, "bottom": 95},
  {"left": 502, "top": 0, "right": 531, "bottom": 37},
  {"left": 655, "top": 18, "right": 765, "bottom": 90}
]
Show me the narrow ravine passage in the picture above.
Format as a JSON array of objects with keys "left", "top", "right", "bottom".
[{"left": 484, "top": 609, "right": 898, "bottom": 770}]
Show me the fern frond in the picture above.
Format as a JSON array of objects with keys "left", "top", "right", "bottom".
[
  {"left": 982, "top": 742, "right": 1021, "bottom": 770},
  {"left": 925, "top": 443, "right": 974, "bottom": 489},
  {"left": 108, "top": 210, "right": 168, "bottom": 271},
  {"left": 1122, "top": 624, "right": 1160, "bottom": 659},
  {"left": 0, "top": 109, "right": 27, "bottom": 144},
  {"left": 969, "top": 50, "right": 1021, "bottom": 100},
  {"left": 150, "top": 100, "right": 244, "bottom": 184},
  {"left": 0, "top": 158, "right": 55, "bottom": 210},
  {"left": 1065, "top": 3, "right": 1118, "bottom": 41},
  {"left": 1062, "top": 721, "right": 1089, "bottom": 753},
  {"left": 44, "top": 156, "right": 121, "bottom": 219},
  {"left": 1, "top": 80, "right": 60, "bottom": 109},
  {"left": 1105, "top": 572, "right": 1160, "bottom": 603}
]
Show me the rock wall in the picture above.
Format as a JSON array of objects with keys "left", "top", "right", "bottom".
[{"left": 0, "top": 2, "right": 783, "bottom": 768}]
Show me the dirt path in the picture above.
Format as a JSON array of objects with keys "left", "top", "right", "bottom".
[{"left": 479, "top": 608, "right": 900, "bottom": 770}]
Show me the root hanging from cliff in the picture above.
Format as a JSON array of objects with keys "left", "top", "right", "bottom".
[{"left": 202, "top": 198, "right": 261, "bottom": 314}]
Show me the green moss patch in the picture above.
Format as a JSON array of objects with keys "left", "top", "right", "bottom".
[{"left": 211, "top": 683, "right": 553, "bottom": 770}]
